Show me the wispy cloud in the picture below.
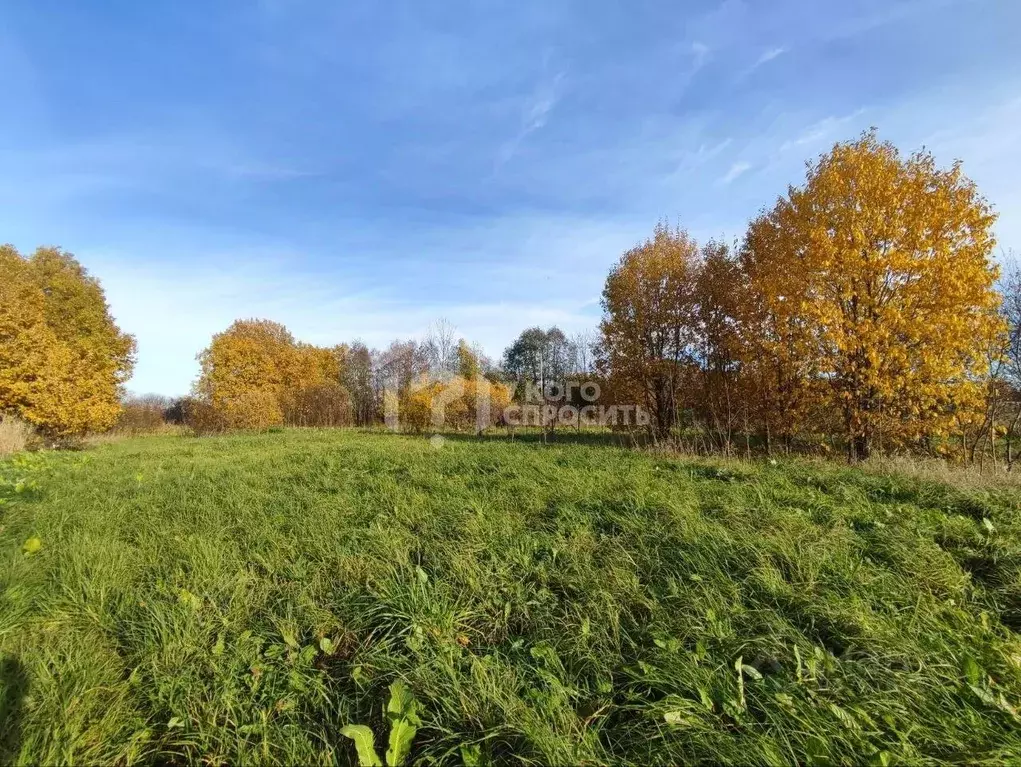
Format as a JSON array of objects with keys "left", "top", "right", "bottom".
[
  {"left": 495, "top": 70, "right": 566, "bottom": 169},
  {"left": 719, "top": 161, "right": 752, "bottom": 185},
  {"left": 778, "top": 109, "right": 868, "bottom": 153},
  {"left": 754, "top": 46, "right": 787, "bottom": 67},
  {"left": 690, "top": 41, "right": 711, "bottom": 69}
]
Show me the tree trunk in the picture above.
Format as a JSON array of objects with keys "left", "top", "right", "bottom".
[{"left": 852, "top": 433, "right": 870, "bottom": 461}]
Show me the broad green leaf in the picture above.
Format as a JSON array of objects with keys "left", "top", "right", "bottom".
[
  {"left": 385, "top": 681, "right": 421, "bottom": 766},
  {"left": 386, "top": 717, "right": 418, "bottom": 766},
  {"left": 740, "top": 664, "right": 763, "bottom": 681},
  {"left": 22, "top": 536, "right": 42, "bottom": 555},
  {"left": 386, "top": 681, "right": 420, "bottom": 722},
  {"left": 340, "top": 724, "right": 382, "bottom": 767},
  {"left": 961, "top": 655, "right": 984, "bottom": 686}
]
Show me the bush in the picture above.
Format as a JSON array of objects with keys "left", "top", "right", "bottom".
[
  {"left": 399, "top": 376, "right": 513, "bottom": 433},
  {"left": 114, "top": 394, "right": 173, "bottom": 435},
  {"left": 219, "top": 391, "right": 283, "bottom": 430},
  {"left": 163, "top": 397, "right": 190, "bottom": 425},
  {"left": 184, "top": 392, "right": 282, "bottom": 434},
  {"left": 281, "top": 384, "right": 353, "bottom": 427},
  {"left": 0, "top": 413, "right": 35, "bottom": 456},
  {"left": 181, "top": 398, "right": 227, "bottom": 436}
]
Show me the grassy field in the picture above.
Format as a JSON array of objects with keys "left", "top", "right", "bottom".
[{"left": 1, "top": 430, "right": 1020, "bottom": 765}]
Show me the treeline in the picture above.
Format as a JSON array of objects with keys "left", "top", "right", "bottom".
[
  {"left": 166, "top": 319, "right": 595, "bottom": 436},
  {"left": 600, "top": 132, "right": 1006, "bottom": 461},
  {"left": 3, "top": 130, "right": 1019, "bottom": 463},
  {"left": 169, "top": 318, "right": 513, "bottom": 435}
]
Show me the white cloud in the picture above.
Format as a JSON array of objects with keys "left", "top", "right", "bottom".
[
  {"left": 754, "top": 46, "right": 787, "bottom": 67},
  {"left": 691, "top": 41, "right": 711, "bottom": 68},
  {"left": 495, "top": 70, "right": 566, "bottom": 168},
  {"left": 778, "top": 109, "right": 868, "bottom": 153},
  {"left": 719, "top": 161, "right": 752, "bottom": 185}
]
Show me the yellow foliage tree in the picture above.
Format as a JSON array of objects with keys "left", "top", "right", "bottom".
[
  {"left": 195, "top": 319, "right": 351, "bottom": 430},
  {"left": 195, "top": 319, "right": 292, "bottom": 428},
  {"left": 599, "top": 223, "right": 699, "bottom": 439},
  {"left": 692, "top": 241, "right": 744, "bottom": 451},
  {"left": 457, "top": 339, "right": 482, "bottom": 381},
  {"left": 740, "top": 212, "right": 824, "bottom": 453},
  {"left": 0, "top": 245, "right": 135, "bottom": 436},
  {"left": 399, "top": 374, "right": 511, "bottom": 433},
  {"left": 280, "top": 343, "right": 352, "bottom": 426},
  {"left": 0, "top": 247, "right": 53, "bottom": 421},
  {"left": 742, "top": 130, "right": 1003, "bottom": 459}
]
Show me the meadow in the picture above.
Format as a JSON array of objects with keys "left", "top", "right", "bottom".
[{"left": 1, "top": 429, "right": 1020, "bottom": 765}]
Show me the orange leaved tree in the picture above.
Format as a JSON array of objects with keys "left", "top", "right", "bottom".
[{"left": 742, "top": 130, "right": 1003, "bottom": 459}]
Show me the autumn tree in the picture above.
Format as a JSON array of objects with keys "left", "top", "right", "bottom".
[
  {"left": 0, "top": 245, "right": 135, "bottom": 436},
  {"left": 599, "top": 223, "right": 700, "bottom": 440},
  {"left": 740, "top": 210, "right": 823, "bottom": 453},
  {"left": 195, "top": 319, "right": 295, "bottom": 429},
  {"left": 195, "top": 319, "right": 350, "bottom": 430},
  {"left": 0, "top": 246, "right": 52, "bottom": 426},
  {"left": 342, "top": 342, "right": 376, "bottom": 426},
  {"left": 391, "top": 330, "right": 508, "bottom": 434},
  {"left": 456, "top": 339, "right": 482, "bottom": 381},
  {"left": 692, "top": 240, "right": 744, "bottom": 452},
  {"left": 281, "top": 343, "right": 351, "bottom": 427},
  {"left": 400, "top": 373, "right": 511, "bottom": 434},
  {"left": 743, "top": 130, "right": 1003, "bottom": 460}
]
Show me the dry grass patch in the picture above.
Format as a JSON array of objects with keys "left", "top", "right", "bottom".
[{"left": 0, "top": 414, "right": 34, "bottom": 456}]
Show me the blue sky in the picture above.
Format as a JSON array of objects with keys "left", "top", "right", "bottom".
[{"left": 2, "top": 0, "right": 1019, "bottom": 395}]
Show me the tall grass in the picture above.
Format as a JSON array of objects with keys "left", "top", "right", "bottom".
[
  {"left": 1, "top": 430, "right": 1020, "bottom": 764},
  {"left": 0, "top": 415, "right": 33, "bottom": 456}
]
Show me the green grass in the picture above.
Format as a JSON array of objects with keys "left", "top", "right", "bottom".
[{"left": 1, "top": 429, "right": 1020, "bottom": 765}]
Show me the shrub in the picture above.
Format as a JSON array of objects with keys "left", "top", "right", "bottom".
[
  {"left": 281, "top": 384, "right": 353, "bottom": 427},
  {"left": 184, "top": 392, "right": 281, "bottom": 434},
  {"left": 182, "top": 398, "right": 227, "bottom": 436},
  {"left": 114, "top": 394, "right": 173, "bottom": 435},
  {"left": 163, "top": 397, "right": 190, "bottom": 425},
  {"left": 399, "top": 376, "right": 513, "bottom": 433},
  {"left": 220, "top": 390, "right": 283, "bottom": 430}
]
